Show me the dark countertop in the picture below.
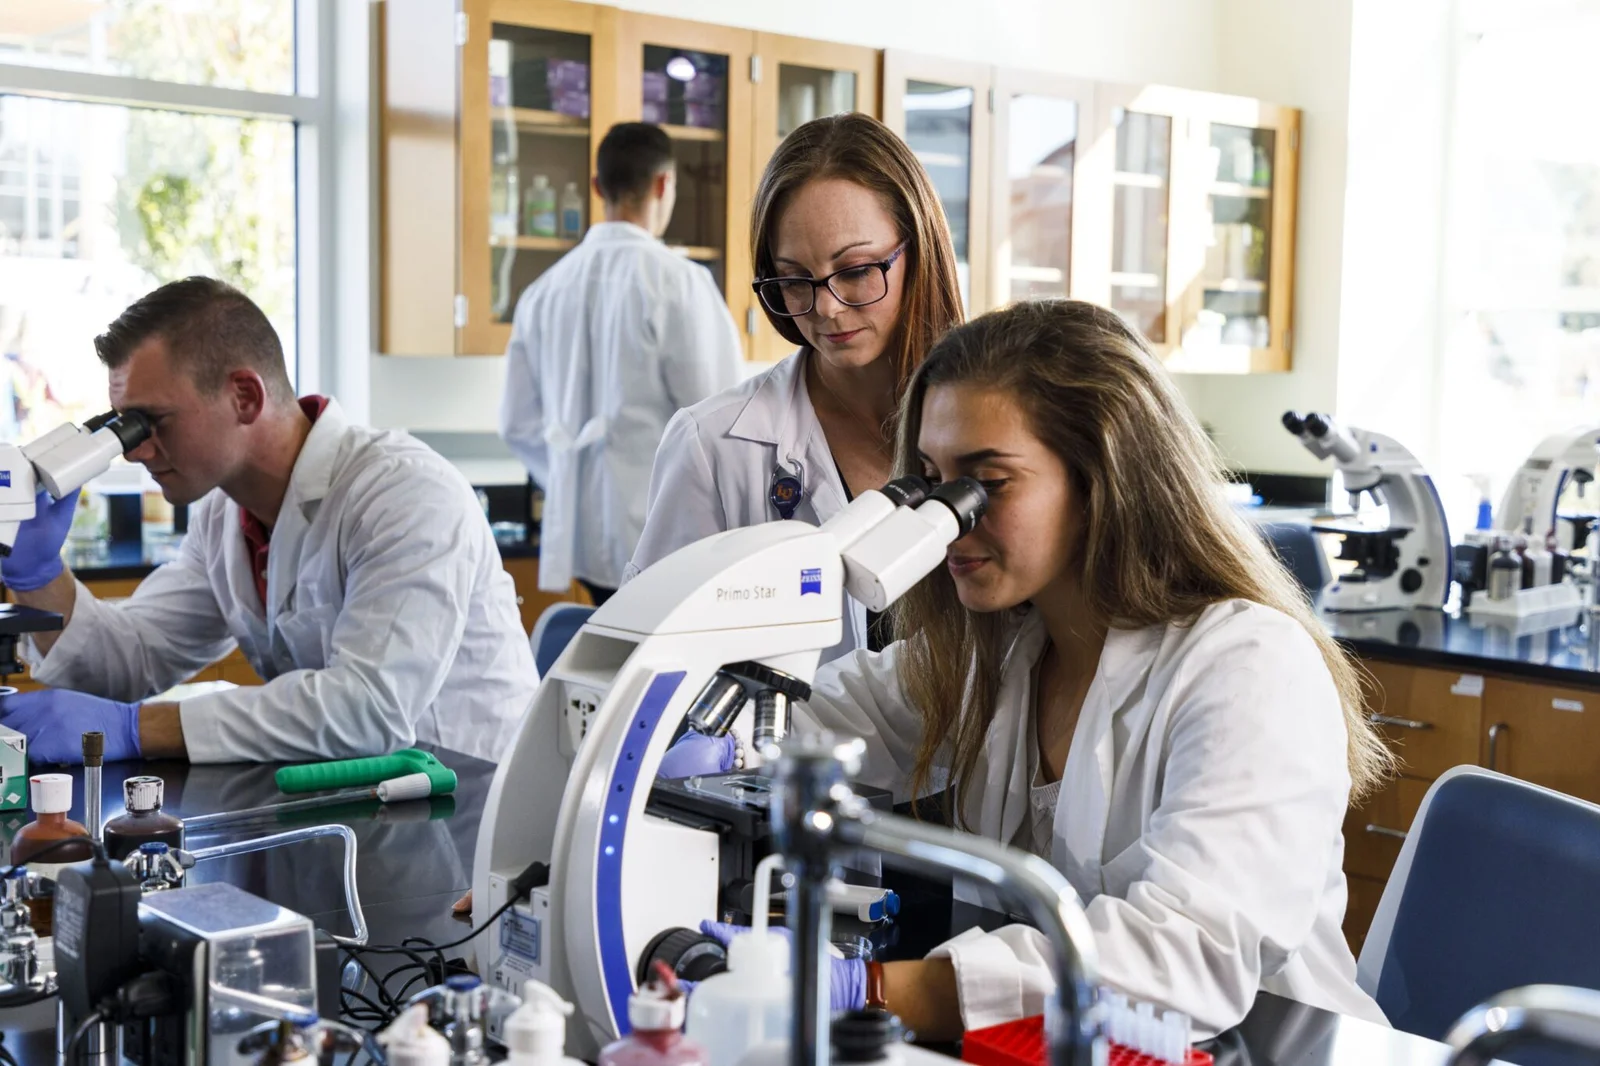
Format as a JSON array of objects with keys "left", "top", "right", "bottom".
[
  {"left": 1323, "top": 604, "right": 1600, "bottom": 689},
  {"left": 0, "top": 749, "right": 1485, "bottom": 1065}
]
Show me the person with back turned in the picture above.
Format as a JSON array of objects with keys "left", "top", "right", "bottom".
[
  {"left": 0, "top": 277, "right": 537, "bottom": 764},
  {"left": 498, "top": 121, "right": 741, "bottom": 607}
]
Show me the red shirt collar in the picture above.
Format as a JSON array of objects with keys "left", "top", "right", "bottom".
[{"left": 241, "top": 395, "right": 330, "bottom": 604}]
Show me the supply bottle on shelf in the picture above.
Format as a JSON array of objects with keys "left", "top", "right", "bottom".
[
  {"left": 9, "top": 774, "right": 93, "bottom": 937},
  {"left": 504, "top": 979, "right": 587, "bottom": 1066},
  {"left": 686, "top": 854, "right": 790, "bottom": 1066},
  {"left": 559, "top": 181, "right": 584, "bottom": 239},
  {"left": 598, "top": 962, "right": 706, "bottom": 1066},
  {"left": 492, "top": 152, "right": 521, "bottom": 238},
  {"left": 102, "top": 776, "right": 184, "bottom": 860},
  {"left": 527, "top": 175, "right": 558, "bottom": 238}
]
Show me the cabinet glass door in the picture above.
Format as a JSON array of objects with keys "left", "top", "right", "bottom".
[
  {"left": 996, "top": 91, "right": 1082, "bottom": 303},
  {"left": 642, "top": 44, "right": 730, "bottom": 293},
  {"left": 1110, "top": 109, "right": 1172, "bottom": 343},
  {"left": 903, "top": 79, "right": 975, "bottom": 309},
  {"left": 776, "top": 65, "right": 857, "bottom": 142},
  {"left": 487, "top": 23, "right": 594, "bottom": 326},
  {"left": 1184, "top": 122, "right": 1276, "bottom": 352}
]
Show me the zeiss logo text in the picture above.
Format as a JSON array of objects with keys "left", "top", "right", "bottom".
[
  {"left": 800, "top": 568, "right": 823, "bottom": 596},
  {"left": 0, "top": 472, "right": 9, "bottom": 487}
]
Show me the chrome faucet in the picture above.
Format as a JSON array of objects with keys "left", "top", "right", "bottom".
[
  {"left": 770, "top": 734, "right": 1103, "bottom": 1066},
  {"left": 1445, "top": 984, "right": 1600, "bottom": 1065}
]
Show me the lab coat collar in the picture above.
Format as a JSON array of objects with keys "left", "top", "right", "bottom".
[
  {"left": 263, "top": 397, "right": 349, "bottom": 620},
  {"left": 728, "top": 349, "right": 849, "bottom": 524},
  {"left": 581, "top": 220, "right": 655, "bottom": 244}
]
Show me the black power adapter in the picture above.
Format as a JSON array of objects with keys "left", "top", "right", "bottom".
[{"left": 53, "top": 853, "right": 143, "bottom": 1021}]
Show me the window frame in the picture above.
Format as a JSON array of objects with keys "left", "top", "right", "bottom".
[{"left": 0, "top": 0, "right": 337, "bottom": 393}]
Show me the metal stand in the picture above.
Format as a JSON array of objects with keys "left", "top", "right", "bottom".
[{"left": 771, "top": 735, "right": 1103, "bottom": 1066}]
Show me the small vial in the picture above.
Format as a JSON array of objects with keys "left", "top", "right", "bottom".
[
  {"left": 1135, "top": 1001, "right": 1156, "bottom": 1056},
  {"left": 1161, "top": 1010, "right": 1190, "bottom": 1064},
  {"left": 9, "top": 774, "right": 93, "bottom": 937},
  {"left": 102, "top": 776, "right": 183, "bottom": 860}
]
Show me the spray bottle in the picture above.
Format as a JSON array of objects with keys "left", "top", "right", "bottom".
[
  {"left": 379, "top": 1004, "right": 451, "bottom": 1066},
  {"left": 687, "top": 854, "right": 790, "bottom": 1066},
  {"left": 503, "top": 980, "right": 587, "bottom": 1066}
]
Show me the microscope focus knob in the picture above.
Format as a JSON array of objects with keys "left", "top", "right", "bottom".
[{"left": 637, "top": 927, "right": 728, "bottom": 986}]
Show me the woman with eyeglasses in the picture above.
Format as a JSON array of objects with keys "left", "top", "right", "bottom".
[{"left": 626, "top": 112, "right": 964, "bottom": 662}]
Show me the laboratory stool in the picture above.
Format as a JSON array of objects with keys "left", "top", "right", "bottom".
[
  {"left": 1357, "top": 765, "right": 1600, "bottom": 1062},
  {"left": 1256, "top": 520, "right": 1330, "bottom": 596},
  {"left": 530, "top": 602, "right": 595, "bottom": 678}
]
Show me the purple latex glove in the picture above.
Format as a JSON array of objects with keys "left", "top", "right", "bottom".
[
  {"left": 0, "top": 690, "right": 141, "bottom": 764},
  {"left": 699, "top": 920, "right": 866, "bottom": 1012},
  {"left": 1, "top": 491, "right": 78, "bottom": 591},
  {"left": 658, "top": 729, "right": 737, "bottom": 779}
]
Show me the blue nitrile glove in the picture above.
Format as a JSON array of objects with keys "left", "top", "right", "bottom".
[
  {"left": 0, "top": 690, "right": 141, "bottom": 764},
  {"left": 699, "top": 920, "right": 866, "bottom": 1012},
  {"left": 658, "top": 729, "right": 738, "bottom": 779},
  {"left": 1, "top": 491, "right": 78, "bottom": 592}
]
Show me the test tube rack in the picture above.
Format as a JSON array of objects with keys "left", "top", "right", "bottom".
[{"left": 961, "top": 1011, "right": 1213, "bottom": 1066}]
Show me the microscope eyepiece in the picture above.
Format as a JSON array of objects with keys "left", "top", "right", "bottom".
[
  {"left": 1303, "top": 413, "right": 1331, "bottom": 438},
  {"left": 106, "top": 410, "right": 153, "bottom": 454},
  {"left": 1282, "top": 411, "right": 1306, "bottom": 436},
  {"left": 878, "top": 475, "right": 931, "bottom": 509},
  {"left": 928, "top": 477, "right": 988, "bottom": 538}
]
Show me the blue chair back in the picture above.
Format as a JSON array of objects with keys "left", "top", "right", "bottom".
[
  {"left": 1358, "top": 767, "right": 1600, "bottom": 1062},
  {"left": 530, "top": 602, "right": 595, "bottom": 678},
  {"left": 1257, "top": 520, "right": 1330, "bottom": 595}
]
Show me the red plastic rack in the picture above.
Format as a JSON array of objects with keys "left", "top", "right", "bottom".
[{"left": 962, "top": 1014, "right": 1213, "bottom": 1066}]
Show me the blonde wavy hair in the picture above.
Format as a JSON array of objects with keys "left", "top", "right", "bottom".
[{"left": 891, "top": 300, "right": 1395, "bottom": 823}]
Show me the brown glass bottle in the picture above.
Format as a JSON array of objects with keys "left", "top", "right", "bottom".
[
  {"left": 103, "top": 776, "right": 184, "bottom": 860},
  {"left": 10, "top": 773, "right": 93, "bottom": 937}
]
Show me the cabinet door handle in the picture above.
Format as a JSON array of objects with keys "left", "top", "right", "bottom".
[
  {"left": 1364, "top": 824, "right": 1408, "bottom": 841},
  {"left": 1487, "top": 722, "right": 1508, "bottom": 770},
  {"left": 1370, "top": 713, "right": 1433, "bottom": 731}
]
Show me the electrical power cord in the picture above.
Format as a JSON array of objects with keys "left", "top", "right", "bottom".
[
  {"left": 61, "top": 1011, "right": 104, "bottom": 1064},
  {"left": 336, "top": 860, "right": 548, "bottom": 1031}
]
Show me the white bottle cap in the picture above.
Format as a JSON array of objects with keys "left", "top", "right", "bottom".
[
  {"left": 30, "top": 774, "right": 72, "bottom": 815},
  {"left": 378, "top": 1005, "right": 451, "bottom": 1066},
  {"left": 124, "top": 776, "right": 164, "bottom": 812},
  {"left": 628, "top": 980, "right": 686, "bottom": 1032},
  {"left": 505, "top": 979, "right": 574, "bottom": 1060}
]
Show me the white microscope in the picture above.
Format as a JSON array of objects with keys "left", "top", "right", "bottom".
[
  {"left": 0, "top": 409, "right": 151, "bottom": 669},
  {"left": 1454, "top": 424, "right": 1600, "bottom": 623},
  {"left": 472, "top": 476, "right": 994, "bottom": 1055},
  {"left": 1282, "top": 411, "right": 1452, "bottom": 612}
]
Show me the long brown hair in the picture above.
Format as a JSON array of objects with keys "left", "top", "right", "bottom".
[
  {"left": 750, "top": 113, "right": 963, "bottom": 395},
  {"left": 891, "top": 300, "right": 1395, "bottom": 822}
]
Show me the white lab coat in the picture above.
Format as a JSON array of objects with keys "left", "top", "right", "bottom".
[
  {"left": 500, "top": 221, "right": 742, "bottom": 592},
  {"left": 25, "top": 399, "right": 538, "bottom": 764},
  {"left": 627, "top": 348, "right": 870, "bottom": 662},
  {"left": 802, "top": 599, "right": 1388, "bottom": 1038}
]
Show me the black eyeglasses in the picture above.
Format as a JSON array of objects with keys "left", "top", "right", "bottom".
[{"left": 752, "top": 245, "right": 906, "bottom": 318}]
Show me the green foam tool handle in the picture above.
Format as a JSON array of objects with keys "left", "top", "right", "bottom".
[{"left": 274, "top": 749, "right": 458, "bottom": 795}]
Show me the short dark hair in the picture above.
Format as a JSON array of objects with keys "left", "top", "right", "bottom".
[
  {"left": 95, "top": 277, "right": 293, "bottom": 401},
  {"left": 595, "top": 122, "right": 674, "bottom": 205}
]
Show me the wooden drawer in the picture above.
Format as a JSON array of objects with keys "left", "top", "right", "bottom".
[
  {"left": 1343, "top": 873, "right": 1387, "bottom": 955},
  {"left": 1483, "top": 678, "right": 1600, "bottom": 804},
  {"left": 1343, "top": 773, "right": 1431, "bottom": 881},
  {"left": 1361, "top": 659, "right": 1484, "bottom": 779}
]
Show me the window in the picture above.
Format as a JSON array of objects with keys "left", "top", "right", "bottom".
[
  {"left": 0, "top": 0, "right": 321, "bottom": 442},
  {"left": 1435, "top": 0, "right": 1600, "bottom": 524}
]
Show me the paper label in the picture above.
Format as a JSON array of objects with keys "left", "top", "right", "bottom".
[
  {"left": 500, "top": 907, "right": 541, "bottom": 964},
  {"left": 1553, "top": 698, "right": 1585, "bottom": 713},
  {"left": 1451, "top": 675, "right": 1485, "bottom": 698}
]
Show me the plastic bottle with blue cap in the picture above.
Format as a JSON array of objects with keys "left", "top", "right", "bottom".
[{"left": 686, "top": 853, "right": 790, "bottom": 1066}]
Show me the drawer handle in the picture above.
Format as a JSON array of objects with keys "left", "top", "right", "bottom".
[
  {"left": 1370, "top": 713, "right": 1433, "bottom": 731},
  {"left": 1487, "top": 722, "right": 1508, "bottom": 770},
  {"left": 1364, "top": 824, "right": 1408, "bottom": 841}
]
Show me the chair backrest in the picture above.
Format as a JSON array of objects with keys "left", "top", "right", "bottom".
[
  {"left": 1358, "top": 766, "right": 1600, "bottom": 1048},
  {"left": 1257, "top": 520, "right": 1331, "bottom": 595},
  {"left": 530, "top": 602, "right": 595, "bottom": 678}
]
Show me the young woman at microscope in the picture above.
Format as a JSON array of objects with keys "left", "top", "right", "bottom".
[{"left": 678, "top": 300, "right": 1395, "bottom": 1039}]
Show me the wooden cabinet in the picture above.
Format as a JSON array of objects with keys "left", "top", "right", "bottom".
[
  {"left": 987, "top": 70, "right": 1096, "bottom": 310},
  {"left": 1482, "top": 677, "right": 1600, "bottom": 804},
  {"left": 1343, "top": 773, "right": 1431, "bottom": 882},
  {"left": 1075, "top": 85, "right": 1299, "bottom": 372},
  {"left": 881, "top": 51, "right": 992, "bottom": 315},
  {"left": 1361, "top": 660, "right": 1484, "bottom": 779},
  {"left": 382, "top": 2, "right": 880, "bottom": 361}
]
